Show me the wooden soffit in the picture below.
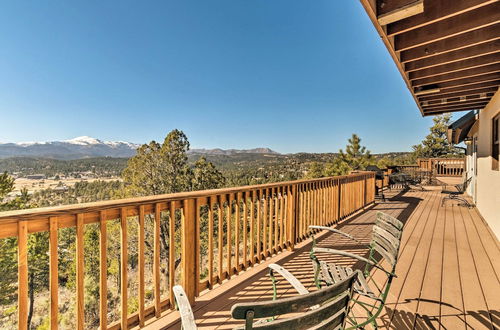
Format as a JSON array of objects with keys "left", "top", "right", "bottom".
[{"left": 359, "top": 0, "right": 500, "bottom": 116}]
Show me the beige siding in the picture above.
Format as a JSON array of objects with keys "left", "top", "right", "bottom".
[{"left": 475, "top": 89, "right": 500, "bottom": 239}]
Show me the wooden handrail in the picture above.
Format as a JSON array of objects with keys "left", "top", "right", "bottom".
[
  {"left": 417, "top": 158, "right": 466, "bottom": 177},
  {"left": 1, "top": 172, "right": 375, "bottom": 329}
]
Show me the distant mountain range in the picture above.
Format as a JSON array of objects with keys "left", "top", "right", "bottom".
[
  {"left": 0, "top": 136, "right": 279, "bottom": 160},
  {"left": 0, "top": 136, "right": 140, "bottom": 160}
]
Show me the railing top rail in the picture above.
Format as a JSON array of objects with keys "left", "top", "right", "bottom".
[
  {"left": 0, "top": 172, "right": 374, "bottom": 221},
  {"left": 417, "top": 157, "right": 465, "bottom": 161}
]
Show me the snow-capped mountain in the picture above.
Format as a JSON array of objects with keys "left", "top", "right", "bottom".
[{"left": 0, "top": 136, "right": 140, "bottom": 159}]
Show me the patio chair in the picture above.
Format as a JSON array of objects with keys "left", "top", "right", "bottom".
[
  {"left": 172, "top": 285, "right": 197, "bottom": 330},
  {"left": 231, "top": 270, "right": 359, "bottom": 329},
  {"left": 389, "top": 172, "right": 410, "bottom": 190},
  {"left": 441, "top": 176, "right": 473, "bottom": 207},
  {"left": 307, "top": 211, "right": 403, "bottom": 328}
]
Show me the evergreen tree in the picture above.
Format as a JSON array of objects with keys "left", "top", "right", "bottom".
[
  {"left": 122, "top": 129, "right": 192, "bottom": 196},
  {"left": 412, "top": 114, "right": 464, "bottom": 158},
  {"left": 324, "top": 134, "right": 373, "bottom": 176},
  {"left": 306, "top": 162, "right": 325, "bottom": 179},
  {"left": 191, "top": 156, "right": 225, "bottom": 191}
]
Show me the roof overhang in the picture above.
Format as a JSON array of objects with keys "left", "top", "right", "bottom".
[
  {"left": 359, "top": 0, "right": 500, "bottom": 116},
  {"left": 447, "top": 111, "right": 477, "bottom": 144}
]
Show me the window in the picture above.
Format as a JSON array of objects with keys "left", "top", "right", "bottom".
[{"left": 493, "top": 114, "right": 500, "bottom": 170}]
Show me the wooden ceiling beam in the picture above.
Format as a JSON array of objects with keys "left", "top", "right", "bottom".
[
  {"left": 376, "top": 0, "right": 420, "bottom": 16},
  {"left": 387, "top": 0, "right": 497, "bottom": 36},
  {"left": 423, "top": 102, "right": 489, "bottom": 114},
  {"left": 409, "top": 53, "right": 500, "bottom": 80},
  {"left": 394, "top": 3, "right": 500, "bottom": 51},
  {"left": 438, "top": 80, "right": 500, "bottom": 94},
  {"left": 378, "top": 0, "right": 423, "bottom": 26},
  {"left": 405, "top": 40, "right": 500, "bottom": 72},
  {"left": 418, "top": 86, "right": 499, "bottom": 101},
  {"left": 422, "top": 99, "right": 490, "bottom": 109},
  {"left": 414, "top": 73, "right": 500, "bottom": 92},
  {"left": 412, "top": 63, "right": 500, "bottom": 87},
  {"left": 400, "top": 24, "right": 500, "bottom": 63},
  {"left": 424, "top": 93, "right": 495, "bottom": 107}
]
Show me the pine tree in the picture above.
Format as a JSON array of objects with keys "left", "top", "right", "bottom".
[
  {"left": 306, "top": 162, "right": 325, "bottom": 179},
  {"left": 191, "top": 156, "right": 225, "bottom": 191},
  {"left": 412, "top": 114, "right": 464, "bottom": 158},
  {"left": 324, "top": 134, "right": 373, "bottom": 176}
]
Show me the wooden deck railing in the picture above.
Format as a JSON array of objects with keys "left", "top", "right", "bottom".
[
  {"left": 0, "top": 172, "right": 375, "bottom": 330},
  {"left": 417, "top": 158, "right": 465, "bottom": 177}
]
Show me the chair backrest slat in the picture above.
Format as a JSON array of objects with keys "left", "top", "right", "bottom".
[
  {"left": 231, "top": 272, "right": 358, "bottom": 329},
  {"left": 373, "top": 242, "right": 396, "bottom": 267},
  {"left": 248, "top": 293, "right": 349, "bottom": 329},
  {"left": 373, "top": 226, "right": 400, "bottom": 252},
  {"left": 376, "top": 212, "right": 403, "bottom": 230},
  {"left": 375, "top": 218, "right": 402, "bottom": 239}
]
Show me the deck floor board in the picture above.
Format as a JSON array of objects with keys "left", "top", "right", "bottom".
[{"left": 145, "top": 189, "right": 500, "bottom": 330}]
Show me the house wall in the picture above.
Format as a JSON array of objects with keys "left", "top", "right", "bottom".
[{"left": 475, "top": 89, "right": 500, "bottom": 239}]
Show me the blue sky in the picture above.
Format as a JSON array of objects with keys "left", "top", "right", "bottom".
[{"left": 0, "top": 1, "right": 460, "bottom": 153}]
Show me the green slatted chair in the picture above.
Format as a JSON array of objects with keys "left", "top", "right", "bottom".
[
  {"left": 231, "top": 271, "right": 360, "bottom": 330},
  {"left": 308, "top": 211, "right": 404, "bottom": 328}
]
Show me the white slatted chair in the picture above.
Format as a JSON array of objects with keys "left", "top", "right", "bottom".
[{"left": 173, "top": 285, "right": 197, "bottom": 330}]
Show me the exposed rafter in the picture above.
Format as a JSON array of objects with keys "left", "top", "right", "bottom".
[
  {"left": 400, "top": 24, "right": 500, "bottom": 63},
  {"left": 404, "top": 40, "right": 500, "bottom": 72},
  {"left": 377, "top": 0, "right": 423, "bottom": 26},
  {"left": 360, "top": 0, "right": 500, "bottom": 116},
  {"left": 386, "top": 0, "right": 497, "bottom": 36}
]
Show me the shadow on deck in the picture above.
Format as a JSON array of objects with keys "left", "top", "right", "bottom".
[{"left": 146, "top": 188, "right": 500, "bottom": 330}]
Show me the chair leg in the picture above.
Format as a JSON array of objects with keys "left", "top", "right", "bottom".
[{"left": 454, "top": 197, "right": 473, "bottom": 208}]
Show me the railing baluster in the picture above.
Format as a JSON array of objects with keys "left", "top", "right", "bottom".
[
  {"left": 18, "top": 220, "right": 28, "bottom": 330},
  {"left": 242, "top": 192, "right": 248, "bottom": 269},
  {"left": 280, "top": 187, "right": 285, "bottom": 249},
  {"left": 120, "top": 207, "right": 128, "bottom": 330},
  {"left": 268, "top": 187, "right": 274, "bottom": 254},
  {"left": 218, "top": 196, "right": 224, "bottom": 283},
  {"left": 99, "top": 211, "right": 107, "bottom": 329},
  {"left": 49, "top": 217, "right": 58, "bottom": 330},
  {"left": 274, "top": 188, "right": 279, "bottom": 251},
  {"left": 138, "top": 205, "right": 145, "bottom": 327},
  {"left": 76, "top": 214, "right": 84, "bottom": 330},
  {"left": 235, "top": 192, "right": 240, "bottom": 273},
  {"left": 208, "top": 197, "right": 214, "bottom": 289},
  {"left": 227, "top": 194, "right": 233, "bottom": 277},
  {"left": 195, "top": 200, "right": 201, "bottom": 295},
  {"left": 154, "top": 203, "right": 161, "bottom": 316},
  {"left": 250, "top": 191, "right": 255, "bottom": 264},
  {"left": 169, "top": 201, "right": 176, "bottom": 307},
  {"left": 256, "top": 190, "right": 262, "bottom": 262},
  {"left": 263, "top": 189, "right": 268, "bottom": 258}
]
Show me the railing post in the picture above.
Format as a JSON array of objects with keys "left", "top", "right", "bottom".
[
  {"left": 363, "top": 174, "right": 367, "bottom": 207},
  {"left": 18, "top": 220, "right": 28, "bottom": 330},
  {"left": 337, "top": 178, "right": 342, "bottom": 221},
  {"left": 182, "top": 198, "right": 197, "bottom": 304}
]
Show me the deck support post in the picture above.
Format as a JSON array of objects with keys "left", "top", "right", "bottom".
[{"left": 182, "top": 198, "right": 197, "bottom": 305}]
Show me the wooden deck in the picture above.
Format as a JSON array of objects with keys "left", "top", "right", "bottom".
[{"left": 147, "top": 188, "right": 500, "bottom": 329}]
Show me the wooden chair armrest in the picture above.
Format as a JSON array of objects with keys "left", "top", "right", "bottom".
[
  {"left": 309, "top": 225, "right": 365, "bottom": 245},
  {"left": 173, "top": 285, "right": 197, "bottom": 330},
  {"left": 268, "top": 264, "right": 309, "bottom": 295}
]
